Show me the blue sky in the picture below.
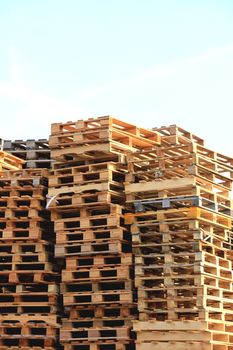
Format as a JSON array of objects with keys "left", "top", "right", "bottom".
[{"left": 1, "top": 0, "right": 233, "bottom": 155}]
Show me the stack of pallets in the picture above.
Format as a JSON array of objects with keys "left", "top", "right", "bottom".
[
  {"left": 125, "top": 125, "right": 233, "bottom": 350},
  {"left": 48, "top": 116, "right": 161, "bottom": 350},
  {"left": 0, "top": 169, "right": 59, "bottom": 350},
  {"left": 4, "top": 139, "right": 52, "bottom": 169}
]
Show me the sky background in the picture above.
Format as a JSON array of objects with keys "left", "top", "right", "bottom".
[{"left": 0, "top": 0, "right": 233, "bottom": 155}]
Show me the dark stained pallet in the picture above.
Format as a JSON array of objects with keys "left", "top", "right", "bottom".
[{"left": 4, "top": 139, "right": 53, "bottom": 169}]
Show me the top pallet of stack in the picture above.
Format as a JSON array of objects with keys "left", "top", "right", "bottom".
[
  {"left": 153, "top": 124, "right": 204, "bottom": 146},
  {"left": 4, "top": 139, "right": 52, "bottom": 169},
  {"left": 49, "top": 116, "right": 161, "bottom": 161},
  {"left": 0, "top": 150, "right": 24, "bottom": 171}
]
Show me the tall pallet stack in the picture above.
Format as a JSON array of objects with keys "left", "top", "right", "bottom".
[
  {"left": 4, "top": 139, "right": 52, "bottom": 169},
  {"left": 125, "top": 125, "right": 233, "bottom": 350},
  {"left": 48, "top": 116, "right": 161, "bottom": 350},
  {"left": 0, "top": 168, "right": 60, "bottom": 350}
]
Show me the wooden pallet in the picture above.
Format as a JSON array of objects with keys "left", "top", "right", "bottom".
[
  {"left": 152, "top": 124, "right": 204, "bottom": 146},
  {"left": 61, "top": 280, "right": 133, "bottom": 294},
  {"left": 60, "top": 326, "right": 130, "bottom": 342},
  {"left": 4, "top": 139, "right": 50, "bottom": 152},
  {"left": 0, "top": 260, "right": 56, "bottom": 272},
  {"left": 0, "top": 306, "right": 58, "bottom": 316},
  {"left": 48, "top": 180, "right": 124, "bottom": 197},
  {"left": 133, "top": 320, "right": 233, "bottom": 350},
  {"left": 125, "top": 207, "right": 231, "bottom": 229},
  {"left": 51, "top": 116, "right": 156, "bottom": 138},
  {"left": 55, "top": 239, "right": 131, "bottom": 258},
  {"left": 0, "top": 313, "right": 59, "bottom": 326},
  {"left": 63, "top": 290, "right": 134, "bottom": 306},
  {"left": 0, "top": 338, "right": 56, "bottom": 348},
  {"left": 49, "top": 172, "right": 124, "bottom": 193},
  {"left": 62, "top": 265, "right": 132, "bottom": 282},
  {"left": 133, "top": 250, "right": 233, "bottom": 270},
  {"left": 134, "top": 343, "right": 230, "bottom": 350},
  {"left": 0, "top": 150, "right": 24, "bottom": 171},
  {"left": 49, "top": 141, "right": 150, "bottom": 162},
  {"left": 136, "top": 292, "right": 233, "bottom": 319},
  {"left": 51, "top": 203, "right": 124, "bottom": 220},
  {"left": 0, "top": 270, "right": 58, "bottom": 283},
  {"left": 0, "top": 282, "right": 58, "bottom": 292},
  {"left": 1, "top": 207, "right": 49, "bottom": 220},
  {"left": 0, "top": 243, "right": 53, "bottom": 263},
  {"left": 0, "top": 288, "right": 58, "bottom": 311},
  {"left": 62, "top": 342, "right": 135, "bottom": 350},
  {"left": 0, "top": 299, "right": 58, "bottom": 315},
  {"left": 61, "top": 318, "right": 134, "bottom": 329},
  {"left": 4, "top": 139, "right": 52, "bottom": 169},
  {"left": 65, "top": 253, "right": 133, "bottom": 269},
  {"left": 0, "top": 167, "right": 49, "bottom": 180},
  {"left": 51, "top": 149, "right": 126, "bottom": 165},
  {"left": 66, "top": 305, "right": 137, "bottom": 320},
  {"left": 131, "top": 195, "right": 232, "bottom": 217},
  {"left": 56, "top": 228, "right": 130, "bottom": 245},
  {"left": 48, "top": 190, "right": 125, "bottom": 209},
  {"left": 0, "top": 346, "right": 57, "bottom": 350},
  {"left": 0, "top": 188, "right": 46, "bottom": 202},
  {"left": 134, "top": 236, "right": 229, "bottom": 258},
  {"left": 134, "top": 260, "right": 233, "bottom": 280},
  {"left": 50, "top": 116, "right": 160, "bottom": 150},
  {"left": 50, "top": 160, "right": 127, "bottom": 175},
  {"left": 127, "top": 142, "right": 233, "bottom": 170},
  {"left": 125, "top": 176, "right": 232, "bottom": 203},
  {"left": 129, "top": 143, "right": 233, "bottom": 170},
  {"left": 0, "top": 196, "right": 46, "bottom": 208},
  {"left": 131, "top": 218, "right": 229, "bottom": 242},
  {"left": 54, "top": 214, "right": 126, "bottom": 231},
  {"left": 0, "top": 227, "right": 54, "bottom": 242},
  {"left": 49, "top": 161, "right": 126, "bottom": 187},
  {"left": 134, "top": 252, "right": 233, "bottom": 271}
]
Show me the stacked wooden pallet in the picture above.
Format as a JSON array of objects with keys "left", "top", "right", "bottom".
[
  {"left": 0, "top": 149, "right": 24, "bottom": 171},
  {"left": 125, "top": 125, "right": 233, "bottom": 350},
  {"left": 2, "top": 118, "right": 233, "bottom": 350},
  {"left": 0, "top": 169, "right": 59, "bottom": 350},
  {"left": 48, "top": 116, "right": 161, "bottom": 350},
  {"left": 4, "top": 139, "right": 52, "bottom": 168}
]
